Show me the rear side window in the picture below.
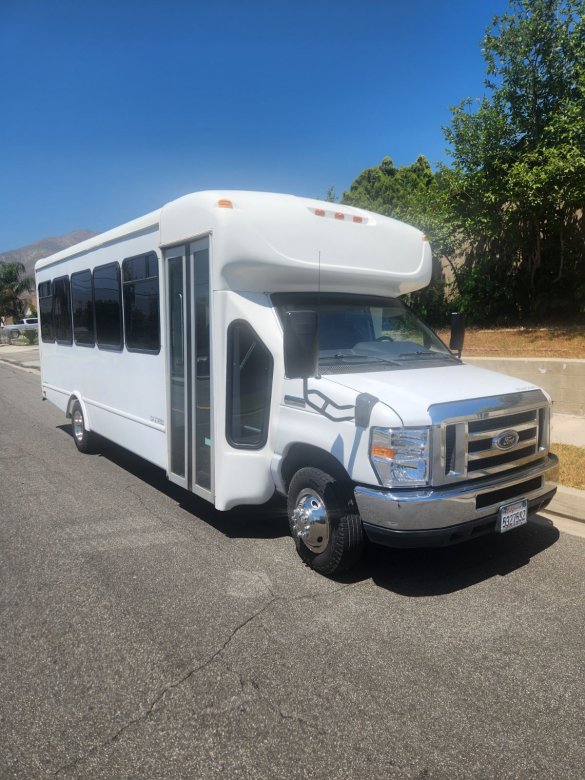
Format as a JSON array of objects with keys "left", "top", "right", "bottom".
[
  {"left": 53, "top": 276, "right": 73, "bottom": 344},
  {"left": 227, "top": 321, "right": 273, "bottom": 448},
  {"left": 71, "top": 270, "right": 95, "bottom": 346},
  {"left": 94, "top": 262, "right": 123, "bottom": 349},
  {"left": 122, "top": 253, "right": 160, "bottom": 352},
  {"left": 38, "top": 281, "right": 54, "bottom": 342}
]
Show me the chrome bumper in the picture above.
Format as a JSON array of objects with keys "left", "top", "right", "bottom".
[{"left": 354, "top": 454, "right": 558, "bottom": 533}]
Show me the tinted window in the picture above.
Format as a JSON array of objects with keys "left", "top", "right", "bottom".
[
  {"left": 227, "top": 321, "right": 273, "bottom": 448},
  {"left": 53, "top": 276, "right": 73, "bottom": 344},
  {"left": 38, "top": 281, "right": 54, "bottom": 342},
  {"left": 71, "top": 270, "right": 95, "bottom": 346},
  {"left": 94, "top": 263, "right": 123, "bottom": 349},
  {"left": 122, "top": 253, "right": 160, "bottom": 352}
]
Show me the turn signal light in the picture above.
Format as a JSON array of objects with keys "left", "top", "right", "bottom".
[
  {"left": 217, "top": 199, "right": 233, "bottom": 208},
  {"left": 371, "top": 445, "right": 396, "bottom": 459}
]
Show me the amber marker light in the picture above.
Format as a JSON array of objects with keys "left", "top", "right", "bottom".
[
  {"left": 334, "top": 212, "right": 345, "bottom": 220},
  {"left": 353, "top": 216, "right": 363, "bottom": 223},
  {"left": 217, "top": 199, "right": 233, "bottom": 208},
  {"left": 371, "top": 445, "right": 396, "bottom": 459}
]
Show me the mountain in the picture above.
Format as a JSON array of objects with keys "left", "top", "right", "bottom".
[{"left": 0, "top": 230, "right": 98, "bottom": 279}]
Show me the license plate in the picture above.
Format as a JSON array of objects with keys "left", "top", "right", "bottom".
[{"left": 497, "top": 499, "right": 528, "bottom": 533}]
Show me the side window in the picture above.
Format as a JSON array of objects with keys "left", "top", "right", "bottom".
[
  {"left": 94, "top": 262, "right": 123, "bottom": 350},
  {"left": 122, "top": 253, "right": 160, "bottom": 352},
  {"left": 53, "top": 276, "right": 73, "bottom": 344},
  {"left": 227, "top": 321, "right": 273, "bottom": 448},
  {"left": 38, "top": 281, "right": 54, "bottom": 343},
  {"left": 71, "top": 270, "right": 95, "bottom": 347}
]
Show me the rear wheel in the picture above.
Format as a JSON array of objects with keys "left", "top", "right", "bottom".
[
  {"left": 287, "top": 467, "right": 364, "bottom": 576},
  {"left": 71, "top": 401, "right": 95, "bottom": 453}
]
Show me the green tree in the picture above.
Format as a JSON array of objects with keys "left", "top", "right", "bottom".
[
  {"left": 0, "top": 261, "right": 34, "bottom": 323},
  {"left": 342, "top": 156, "right": 458, "bottom": 324},
  {"left": 444, "top": 0, "right": 585, "bottom": 321}
]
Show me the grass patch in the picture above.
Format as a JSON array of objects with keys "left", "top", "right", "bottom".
[
  {"left": 552, "top": 444, "right": 585, "bottom": 490},
  {"left": 436, "top": 325, "right": 585, "bottom": 358}
]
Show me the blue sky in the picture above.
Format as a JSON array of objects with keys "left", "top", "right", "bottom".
[{"left": 0, "top": 0, "right": 510, "bottom": 250}]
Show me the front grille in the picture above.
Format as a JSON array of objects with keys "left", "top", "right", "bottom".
[
  {"left": 432, "top": 392, "right": 549, "bottom": 486},
  {"left": 466, "top": 408, "right": 539, "bottom": 475}
]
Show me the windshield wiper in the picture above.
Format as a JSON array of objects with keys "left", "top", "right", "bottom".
[
  {"left": 397, "top": 350, "right": 455, "bottom": 361},
  {"left": 320, "top": 353, "right": 401, "bottom": 367}
]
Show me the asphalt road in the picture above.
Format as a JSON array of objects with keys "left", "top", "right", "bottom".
[{"left": 1, "top": 363, "right": 584, "bottom": 780}]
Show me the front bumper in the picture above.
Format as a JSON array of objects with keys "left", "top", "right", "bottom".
[{"left": 354, "top": 454, "right": 558, "bottom": 548}]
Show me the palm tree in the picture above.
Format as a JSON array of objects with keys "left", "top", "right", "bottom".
[{"left": 0, "top": 261, "right": 34, "bottom": 323}]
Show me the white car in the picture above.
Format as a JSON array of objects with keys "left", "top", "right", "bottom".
[{"left": 2, "top": 317, "right": 38, "bottom": 337}]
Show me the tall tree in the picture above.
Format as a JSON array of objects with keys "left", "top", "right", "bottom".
[
  {"left": 342, "top": 156, "right": 458, "bottom": 323},
  {"left": 0, "top": 261, "right": 34, "bottom": 323},
  {"left": 444, "top": 0, "right": 585, "bottom": 321}
]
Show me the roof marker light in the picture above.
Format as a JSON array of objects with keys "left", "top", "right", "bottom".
[
  {"left": 217, "top": 199, "right": 233, "bottom": 208},
  {"left": 309, "top": 207, "right": 368, "bottom": 224}
]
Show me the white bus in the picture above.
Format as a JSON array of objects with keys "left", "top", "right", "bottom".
[{"left": 36, "top": 191, "right": 558, "bottom": 575}]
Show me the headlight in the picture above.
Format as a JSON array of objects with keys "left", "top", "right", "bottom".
[{"left": 370, "top": 427, "right": 430, "bottom": 487}]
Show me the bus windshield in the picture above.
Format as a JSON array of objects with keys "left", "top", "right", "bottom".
[{"left": 274, "top": 293, "right": 456, "bottom": 371}]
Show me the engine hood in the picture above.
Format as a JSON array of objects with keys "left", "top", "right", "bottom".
[{"left": 321, "top": 362, "right": 543, "bottom": 427}]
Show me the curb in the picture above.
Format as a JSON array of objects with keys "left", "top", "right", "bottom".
[
  {"left": 0, "top": 358, "right": 40, "bottom": 373},
  {"left": 545, "top": 486, "right": 585, "bottom": 525}
]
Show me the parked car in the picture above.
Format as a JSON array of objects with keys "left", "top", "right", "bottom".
[{"left": 2, "top": 317, "right": 38, "bottom": 337}]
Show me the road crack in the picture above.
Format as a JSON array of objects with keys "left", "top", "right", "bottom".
[
  {"left": 52, "top": 597, "right": 277, "bottom": 777},
  {"left": 52, "top": 578, "right": 365, "bottom": 776}
]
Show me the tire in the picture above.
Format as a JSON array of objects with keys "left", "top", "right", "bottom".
[
  {"left": 287, "top": 467, "right": 364, "bottom": 576},
  {"left": 10, "top": 330, "right": 20, "bottom": 338},
  {"left": 71, "top": 401, "right": 96, "bottom": 453}
]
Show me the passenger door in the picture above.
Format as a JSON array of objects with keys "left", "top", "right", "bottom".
[{"left": 164, "top": 237, "right": 213, "bottom": 499}]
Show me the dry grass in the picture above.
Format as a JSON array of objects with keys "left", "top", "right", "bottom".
[
  {"left": 436, "top": 325, "right": 585, "bottom": 358},
  {"left": 551, "top": 443, "right": 585, "bottom": 490}
]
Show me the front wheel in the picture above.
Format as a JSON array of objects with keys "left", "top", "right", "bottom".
[
  {"left": 287, "top": 467, "right": 364, "bottom": 576},
  {"left": 71, "top": 401, "right": 96, "bottom": 453}
]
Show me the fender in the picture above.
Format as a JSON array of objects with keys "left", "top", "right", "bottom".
[{"left": 66, "top": 394, "right": 92, "bottom": 432}]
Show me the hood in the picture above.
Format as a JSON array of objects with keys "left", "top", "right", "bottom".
[{"left": 322, "top": 362, "right": 542, "bottom": 427}]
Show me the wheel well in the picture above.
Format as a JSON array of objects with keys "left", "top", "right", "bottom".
[
  {"left": 66, "top": 395, "right": 81, "bottom": 419},
  {"left": 281, "top": 444, "right": 352, "bottom": 494}
]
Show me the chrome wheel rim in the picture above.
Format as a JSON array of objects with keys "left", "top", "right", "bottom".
[
  {"left": 290, "top": 489, "right": 330, "bottom": 554},
  {"left": 72, "top": 410, "right": 84, "bottom": 443}
]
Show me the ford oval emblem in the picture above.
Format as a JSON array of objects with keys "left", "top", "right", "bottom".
[{"left": 494, "top": 430, "right": 520, "bottom": 450}]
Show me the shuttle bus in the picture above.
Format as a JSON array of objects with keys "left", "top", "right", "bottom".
[{"left": 36, "top": 191, "right": 558, "bottom": 575}]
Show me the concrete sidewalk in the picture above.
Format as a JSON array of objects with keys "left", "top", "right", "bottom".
[
  {"left": 1, "top": 342, "right": 583, "bottom": 529},
  {"left": 0, "top": 343, "right": 40, "bottom": 371}
]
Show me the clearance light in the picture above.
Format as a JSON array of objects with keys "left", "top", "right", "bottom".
[
  {"left": 217, "top": 199, "right": 233, "bottom": 209},
  {"left": 308, "top": 207, "right": 368, "bottom": 224}
]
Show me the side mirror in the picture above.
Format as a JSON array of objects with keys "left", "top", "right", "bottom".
[
  {"left": 283, "top": 310, "right": 319, "bottom": 379},
  {"left": 449, "top": 312, "right": 465, "bottom": 358}
]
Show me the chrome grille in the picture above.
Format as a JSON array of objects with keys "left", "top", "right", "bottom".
[
  {"left": 466, "top": 409, "right": 539, "bottom": 474},
  {"left": 429, "top": 391, "right": 550, "bottom": 487}
]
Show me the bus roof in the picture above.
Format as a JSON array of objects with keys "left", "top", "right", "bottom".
[{"left": 35, "top": 190, "right": 432, "bottom": 296}]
